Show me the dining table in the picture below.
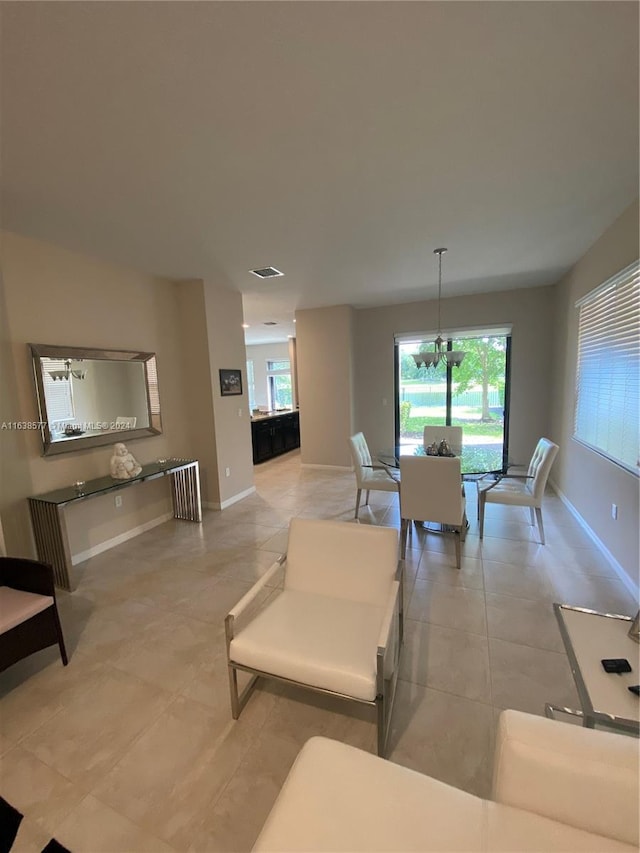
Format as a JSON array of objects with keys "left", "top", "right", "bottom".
[{"left": 377, "top": 444, "right": 502, "bottom": 478}]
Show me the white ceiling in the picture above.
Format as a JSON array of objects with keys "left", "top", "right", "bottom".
[{"left": 1, "top": 2, "right": 638, "bottom": 345}]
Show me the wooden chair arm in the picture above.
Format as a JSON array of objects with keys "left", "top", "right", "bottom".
[{"left": 0, "top": 557, "right": 55, "bottom": 597}]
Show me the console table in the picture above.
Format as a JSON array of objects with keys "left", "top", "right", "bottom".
[
  {"left": 28, "top": 459, "right": 201, "bottom": 590},
  {"left": 546, "top": 604, "right": 640, "bottom": 735}
]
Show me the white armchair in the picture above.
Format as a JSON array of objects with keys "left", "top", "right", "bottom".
[
  {"left": 253, "top": 710, "right": 639, "bottom": 852},
  {"left": 478, "top": 437, "right": 559, "bottom": 544},
  {"left": 399, "top": 455, "right": 467, "bottom": 568},
  {"left": 225, "top": 518, "right": 403, "bottom": 757}
]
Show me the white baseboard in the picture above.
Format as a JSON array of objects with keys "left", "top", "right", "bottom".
[
  {"left": 300, "top": 463, "right": 351, "bottom": 471},
  {"left": 206, "top": 486, "right": 257, "bottom": 511},
  {"left": 71, "top": 512, "right": 173, "bottom": 565},
  {"left": 550, "top": 479, "right": 639, "bottom": 601}
]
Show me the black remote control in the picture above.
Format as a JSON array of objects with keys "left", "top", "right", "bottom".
[{"left": 628, "top": 685, "right": 640, "bottom": 696}]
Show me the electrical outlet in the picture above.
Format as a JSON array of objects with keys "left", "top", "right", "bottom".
[
  {"left": 225, "top": 467, "right": 230, "bottom": 477},
  {"left": 115, "top": 495, "right": 123, "bottom": 508},
  {"left": 238, "top": 408, "right": 243, "bottom": 417},
  {"left": 611, "top": 503, "right": 618, "bottom": 520}
]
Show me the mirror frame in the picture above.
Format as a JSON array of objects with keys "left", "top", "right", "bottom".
[{"left": 29, "top": 343, "right": 163, "bottom": 456}]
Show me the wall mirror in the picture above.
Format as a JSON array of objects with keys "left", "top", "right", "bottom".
[{"left": 29, "top": 343, "right": 162, "bottom": 456}]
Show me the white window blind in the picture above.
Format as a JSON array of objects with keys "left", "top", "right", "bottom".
[
  {"left": 574, "top": 261, "right": 639, "bottom": 475},
  {"left": 42, "top": 360, "right": 75, "bottom": 424}
]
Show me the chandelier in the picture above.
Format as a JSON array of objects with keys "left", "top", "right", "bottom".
[
  {"left": 412, "top": 248, "right": 466, "bottom": 369},
  {"left": 48, "top": 359, "right": 87, "bottom": 381}
]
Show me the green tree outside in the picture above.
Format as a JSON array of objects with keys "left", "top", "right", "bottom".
[{"left": 451, "top": 337, "right": 506, "bottom": 421}]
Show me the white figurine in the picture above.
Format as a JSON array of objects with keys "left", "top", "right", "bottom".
[{"left": 109, "top": 442, "right": 142, "bottom": 480}]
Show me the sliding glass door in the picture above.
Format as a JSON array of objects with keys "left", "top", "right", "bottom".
[{"left": 396, "top": 333, "right": 510, "bottom": 474}]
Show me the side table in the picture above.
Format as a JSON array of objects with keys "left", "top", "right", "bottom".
[{"left": 546, "top": 603, "right": 640, "bottom": 735}]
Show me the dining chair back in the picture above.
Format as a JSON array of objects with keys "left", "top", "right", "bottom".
[
  {"left": 348, "top": 432, "right": 399, "bottom": 519},
  {"left": 399, "top": 455, "right": 467, "bottom": 567},
  {"left": 423, "top": 425, "right": 463, "bottom": 455}
]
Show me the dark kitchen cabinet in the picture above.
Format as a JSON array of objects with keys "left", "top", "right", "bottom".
[{"left": 251, "top": 412, "right": 300, "bottom": 464}]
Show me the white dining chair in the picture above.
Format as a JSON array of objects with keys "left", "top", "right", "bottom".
[
  {"left": 348, "top": 432, "right": 399, "bottom": 520},
  {"left": 423, "top": 425, "right": 463, "bottom": 455},
  {"left": 399, "top": 455, "right": 467, "bottom": 568},
  {"left": 478, "top": 437, "right": 559, "bottom": 544}
]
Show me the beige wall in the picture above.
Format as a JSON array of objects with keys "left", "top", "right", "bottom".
[
  {"left": 353, "top": 285, "right": 555, "bottom": 465},
  {"left": 175, "top": 280, "right": 220, "bottom": 505},
  {"left": 0, "top": 232, "right": 252, "bottom": 567},
  {"left": 203, "top": 280, "right": 255, "bottom": 505},
  {"left": 550, "top": 200, "right": 639, "bottom": 588},
  {"left": 297, "top": 305, "right": 355, "bottom": 467}
]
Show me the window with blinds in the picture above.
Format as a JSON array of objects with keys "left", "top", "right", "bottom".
[
  {"left": 574, "top": 260, "right": 639, "bottom": 474},
  {"left": 42, "top": 360, "right": 75, "bottom": 425}
]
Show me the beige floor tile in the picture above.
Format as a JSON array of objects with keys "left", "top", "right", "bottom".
[
  {"left": 109, "top": 611, "right": 215, "bottom": 692},
  {"left": 489, "top": 637, "right": 579, "bottom": 715},
  {"left": 21, "top": 666, "right": 172, "bottom": 787},
  {"left": 0, "top": 745, "right": 86, "bottom": 836},
  {"left": 479, "top": 536, "right": 546, "bottom": 566},
  {"left": 483, "top": 559, "right": 554, "bottom": 601},
  {"left": 542, "top": 567, "right": 635, "bottom": 615},
  {"left": 407, "top": 579, "right": 487, "bottom": 634},
  {"left": 218, "top": 523, "right": 285, "bottom": 550},
  {"left": 417, "top": 551, "right": 484, "bottom": 589},
  {"left": 0, "top": 653, "right": 107, "bottom": 749},
  {"left": 481, "top": 518, "right": 539, "bottom": 543},
  {"left": 260, "top": 682, "right": 376, "bottom": 751},
  {"left": 389, "top": 679, "right": 494, "bottom": 797},
  {"left": 485, "top": 592, "right": 565, "bottom": 653},
  {"left": 55, "top": 795, "right": 175, "bottom": 852},
  {"left": 92, "top": 692, "right": 271, "bottom": 849},
  {"left": 187, "top": 732, "right": 302, "bottom": 853},
  {"left": 259, "top": 528, "right": 289, "bottom": 554},
  {"left": 400, "top": 619, "right": 491, "bottom": 703},
  {"left": 10, "top": 817, "right": 54, "bottom": 853}
]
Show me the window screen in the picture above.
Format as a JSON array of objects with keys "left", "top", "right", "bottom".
[{"left": 574, "top": 261, "right": 639, "bottom": 474}]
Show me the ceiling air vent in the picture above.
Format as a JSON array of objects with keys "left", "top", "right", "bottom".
[
  {"left": 263, "top": 321, "right": 278, "bottom": 326},
  {"left": 251, "top": 267, "right": 284, "bottom": 279}
]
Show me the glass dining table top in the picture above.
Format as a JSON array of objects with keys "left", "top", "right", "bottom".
[{"left": 377, "top": 444, "right": 503, "bottom": 477}]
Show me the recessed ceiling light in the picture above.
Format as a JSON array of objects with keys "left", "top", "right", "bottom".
[
  {"left": 242, "top": 323, "right": 250, "bottom": 329},
  {"left": 250, "top": 267, "right": 284, "bottom": 279},
  {"left": 293, "top": 319, "right": 296, "bottom": 323}
]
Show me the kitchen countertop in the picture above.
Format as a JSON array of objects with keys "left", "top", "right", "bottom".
[{"left": 250, "top": 409, "right": 298, "bottom": 422}]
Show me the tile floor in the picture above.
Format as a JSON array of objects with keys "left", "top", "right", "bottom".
[{"left": 1, "top": 450, "right": 637, "bottom": 851}]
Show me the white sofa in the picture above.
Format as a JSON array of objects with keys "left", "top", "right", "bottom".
[{"left": 253, "top": 710, "right": 639, "bottom": 852}]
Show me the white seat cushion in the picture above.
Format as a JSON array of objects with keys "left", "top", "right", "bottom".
[
  {"left": 361, "top": 468, "right": 399, "bottom": 491},
  {"left": 253, "top": 737, "right": 636, "bottom": 853},
  {"left": 230, "top": 590, "right": 384, "bottom": 701},
  {"left": 483, "top": 479, "right": 535, "bottom": 506},
  {"left": 0, "top": 586, "right": 54, "bottom": 634}
]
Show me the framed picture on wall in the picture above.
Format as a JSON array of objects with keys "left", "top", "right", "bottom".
[{"left": 219, "top": 368, "right": 243, "bottom": 396}]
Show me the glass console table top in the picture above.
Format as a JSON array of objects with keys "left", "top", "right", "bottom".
[{"left": 30, "top": 459, "right": 198, "bottom": 505}]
